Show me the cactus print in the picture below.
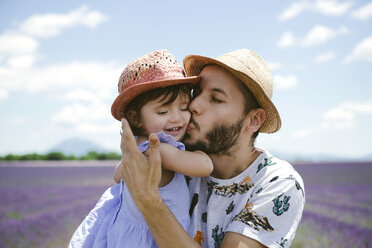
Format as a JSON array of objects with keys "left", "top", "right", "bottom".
[
  {"left": 226, "top": 201, "right": 235, "bottom": 215},
  {"left": 270, "top": 176, "right": 279, "bottom": 182},
  {"left": 276, "top": 237, "right": 288, "bottom": 247},
  {"left": 286, "top": 174, "right": 304, "bottom": 197},
  {"left": 257, "top": 157, "right": 276, "bottom": 173},
  {"left": 202, "top": 212, "right": 207, "bottom": 223},
  {"left": 189, "top": 193, "right": 199, "bottom": 217},
  {"left": 256, "top": 187, "right": 263, "bottom": 194},
  {"left": 273, "top": 193, "right": 291, "bottom": 216},
  {"left": 211, "top": 225, "right": 225, "bottom": 248}
]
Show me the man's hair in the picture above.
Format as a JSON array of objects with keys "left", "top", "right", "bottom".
[
  {"left": 123, "top": 84, "right": 192, "bottom": 136},
  {"left": 237, "top": 81, "right": 261, "bottom": 143}
]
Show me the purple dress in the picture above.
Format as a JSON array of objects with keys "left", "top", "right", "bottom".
[{"left": 69, "top": 133, "right": 191, "bottom": 248}]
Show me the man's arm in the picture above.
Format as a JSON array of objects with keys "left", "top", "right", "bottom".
[
  {"left": 120, "top": 118, "right": 268, "bottom": 248},
  {"left": 221, "top": 232, "right": 266, "bottom": 248}
]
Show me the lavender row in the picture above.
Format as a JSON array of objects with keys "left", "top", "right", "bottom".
[
  {"left": 0, "top": 198, "right": 95, "bottom": 248},
  {"left": 293, "top": 162, "right": 372, "bottom": 186},
  {"left": 0, "top": 185, "right": 109, "bottom": 221},
  {"left": 294, "top": 210, "right": 372, "bottom": 248}
]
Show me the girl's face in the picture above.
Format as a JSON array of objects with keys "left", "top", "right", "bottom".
[{"left": 139, "top": 93, "right": 191, "bottom": 141}]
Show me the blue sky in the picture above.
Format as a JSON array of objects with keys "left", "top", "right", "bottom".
[{"left": 1, "top": 0, "right": 371, "bottom": 159}]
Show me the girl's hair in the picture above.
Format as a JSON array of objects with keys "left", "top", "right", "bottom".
[{"left": 124, "top": 84, "right": 192, "bottom": 136}]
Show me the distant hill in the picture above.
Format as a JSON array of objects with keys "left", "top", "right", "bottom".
[
  {"left": 362, "top": 153, "right": 372, "bottom": 161},
  {"left": 48, "top": 138, "right": 110, "bottom": 157}
]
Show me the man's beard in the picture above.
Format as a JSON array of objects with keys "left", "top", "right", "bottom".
[{"left": 185, "top": 117, "right": 244, "bottom": 156}]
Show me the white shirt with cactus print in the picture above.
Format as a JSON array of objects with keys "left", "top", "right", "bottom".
[{"left": 187, "top": 148, "right": 305, "bottom": 248}]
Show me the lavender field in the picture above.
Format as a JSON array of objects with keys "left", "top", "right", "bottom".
[
  {"left": 0, "top": 161, "right": 371, "bottom": 248},
  {"left": 292, "top": 162, "right": 372, "bottom": 248},
  {"left": 0, "top": 161, "right": 116, "bottom": 248}
]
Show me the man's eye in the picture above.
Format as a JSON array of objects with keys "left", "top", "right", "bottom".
[
  {"left": 180, "top": 107, "right": 188, "bottom": 111},
  {"left": 157, "top": 111, "right": 167, "bottom": 115}
]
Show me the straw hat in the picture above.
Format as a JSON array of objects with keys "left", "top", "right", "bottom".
[
  {"left": 183, "top": 49, "right": 281, "bottom": 133},
  {"left": 111, "top": 49, "right": 200, "bottom": 121}
]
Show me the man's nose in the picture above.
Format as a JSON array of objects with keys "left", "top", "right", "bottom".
[{"left": 189, "top": 96, "right": 201, "bottom": 115}]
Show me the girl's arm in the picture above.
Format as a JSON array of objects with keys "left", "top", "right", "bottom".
[
  {"left": 114, "top": 142, "right": 213, "bottom": 182},
  {"left": 158, "top": 143, "right": 213, "bottom": 177}
]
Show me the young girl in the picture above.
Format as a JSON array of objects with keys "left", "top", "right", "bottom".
[{"left": 69, "top": 50, "right": 213, "bottom": 248}]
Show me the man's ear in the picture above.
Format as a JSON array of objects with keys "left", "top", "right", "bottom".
[
  {"left": 126, "top": 110, "right": 142, "bottom": 128},
  {"left": 244, "top": 108, "right": 266, "bottom": 133}
]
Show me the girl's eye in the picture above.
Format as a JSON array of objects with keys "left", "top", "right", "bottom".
[
  {"left": 157, "top": 111, "right": 167, "bottom": 115},
  {"left": 211, "top": 96, "right": 223, "bottom": 103},
  {"left": 180, "top": 106, "right": 189, "bottom": 111}
]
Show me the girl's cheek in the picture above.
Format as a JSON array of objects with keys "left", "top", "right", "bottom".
[{"left": 185, "top": 111, "right": 191, "bottom": 122}]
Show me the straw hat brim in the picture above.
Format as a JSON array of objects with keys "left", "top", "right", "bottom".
[
  {"left": 111, "top": 76, "right": 200, "bottom": 121},
  {"left": 183, "top": 55, "right": 281, "bottom": 133}
]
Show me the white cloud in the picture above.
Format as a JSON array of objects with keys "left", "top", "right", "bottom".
[
  {"left": 323, "top": 101, "right": 372, "bottom": 121},
  {"left": 293, "top": 100, "right": 372, "bottom": 138},
  {"left": 7, "top": 55, "right": 35, "bottom": 68},
  {"left": 52, "top": 102, "right": 108, "bottom": 125},
  {"left": 0, "top": 6, "right": 107, "bottom": 73},
  {"left": 302, "top": 25, "right": 349, "bottom": 47},
  {"left": 278, "top": 1, "right": 309, "bottom": 21},
  {"left": 314, "top": 51, "right": 335, "bottom": 63},
  {"left": 75, "top": 122, "right": 118, "bottom": 133},
  {"left": 0, "top": 61, "right": 122, "bottom": 93},
  {"left": 0, "top": 88, "right": 8, "bottom": 100},
  {"left": 350, "top": 2, "right": 372, "bottom": 21},
  {"left": 277, "top": 31, "right": 296, "bottom": 48},
  {"left": 267, "top": 62, "right": 282, "bottom": 71},
  {"left": 273, "top": 74, "right": 298, "bottom": 89},
  {"left": 19, "top": 5, "right": 108, "bottom": 38},
  {"left": 61, "top": 89, "right": 100, "bottom": 102},
  {"left": 292, "top": 127, "right": 316, "bottom": 138},
  {"left": 52, "top": 101, "right": 118, "bottom": 133},
  {"left": 279, "top": 0, "right": 354, "bottom": 21},
  {"left": 320, "top": 120, "right": 354, "bottom": 129},
  {"left": 323, "top": 106, "right": 354, "bottom": 120},
  {"left": 344, "top": 35, "right": 372, "bottom": 63},
  {"left": 0, "top": 5, "right": 114, "bottom": 92},
  {"left": 0, "top": 33, "right": 38, "bottom": 55},
  {"left": 11, "top": 117, "right": 26, "bottom": 125},
  {"left": 314, "top": 0, "right": 353, "bottom": 16}
]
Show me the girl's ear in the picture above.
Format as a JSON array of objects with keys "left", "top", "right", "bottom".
[
  {"left": 244, "top": 108, "right": 266, "bottom": 133},
  {"left": 126, "top": 110, "right": 142, "bottom": 128}
]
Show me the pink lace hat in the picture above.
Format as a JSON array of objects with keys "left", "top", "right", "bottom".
[{"left": 111, "top": 50, "right": 200, "bottom": 121}]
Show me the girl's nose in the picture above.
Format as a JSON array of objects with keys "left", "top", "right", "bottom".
[{"left": 170, "top": 110, "right": 182, "bottom": 122}]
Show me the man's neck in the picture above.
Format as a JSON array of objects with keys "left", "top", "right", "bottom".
[{"left": 209, "top": 146, "right": 261, "bottom": 179}]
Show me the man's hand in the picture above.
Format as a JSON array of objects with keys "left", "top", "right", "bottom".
[{"left": 120, "top": 118, "right": 162, "bottom": 209}]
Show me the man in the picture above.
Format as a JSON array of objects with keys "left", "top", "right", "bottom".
[{"left": 120, "top": 49, "right": 305, "bottom": 248}]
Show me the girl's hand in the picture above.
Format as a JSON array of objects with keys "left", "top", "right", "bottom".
[{"left": 120, "top": 118, "right": 162, "bottom": 208}]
